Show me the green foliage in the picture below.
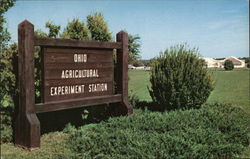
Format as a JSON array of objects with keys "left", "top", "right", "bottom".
[
  {"left": 0, "top": 107, "right": 14, "bottom": 143},
  {"left": 87, "top": 12, "right": 112, "bottom": 41},
  {"left": 34, "top": 30, "right": 49, "bottom": 103},
  {"left": 148, "top": 44, "right": 214, "bottom": 111},
  {"left": 132, "top": 59, "right": 144, "bottom": 67},
  {"left": 35, "top": 29, "right": 48, "bottom": 38},
  {"left": 0, "top": 43, "right": 18, "bottom": 108},
  {"left": 0, "top": 0, "right": 17, "bottom": 144},
  {"left": 148, "top": 58, "right": 157, "bottom": 67},
  {"left": 45, "top": 21, "right": 61, "bottom": 38},
  {"left": 128, "top": 34, "right": 141, "bottom": 64},
  {"left": 63, "top": 123, "right": 77, "bottom": 133},
  {"left": 0, "top": 0, "right": 16, "bottom": 51},
  {"left": 61, "top": 18, "right": 91, "bottom": 40},
  {"left": 67, "top": 103, "right": 249, "bottom": 159},
  {"left": 224, "top": 59, "right": 234, "bottom": 70},
  {"left": 128, "top": 90, "right": 140, "bottom": 107},
  {"left": 0, "top": 43, "right": 17, "bottom": 142},
  {"left": 0, "top": 0, "right": 17, "bottom": 107}
]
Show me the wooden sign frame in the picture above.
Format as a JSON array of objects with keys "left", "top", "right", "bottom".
[{"left": 15, "top": 20, "right": 133, "bottom": 150}]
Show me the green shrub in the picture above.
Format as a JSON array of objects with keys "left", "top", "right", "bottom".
[
  {"left": 67, "top": 103, "right": 249, "bottom": 159},
  {"left": 224, "top": 59, "right": 234, "bottom": 70},
  {"left": 128, "top": 90, "right": 140, "bottom": 107},
  {"left": 148, "top": 44, "right": 214, "bottom": 111},
  {"left": 0, "top": 107, "right": 14, "bottom": 143},
  {"left": 0, "top": 43, "right": 17, "bottom": 143}
]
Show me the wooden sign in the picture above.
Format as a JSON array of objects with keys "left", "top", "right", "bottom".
[
  {"left": 43, "top": 47, "right": 113, "bottom": 102},
  {"left": 15, "top": 20, "right": 133, "bottom": 150}
]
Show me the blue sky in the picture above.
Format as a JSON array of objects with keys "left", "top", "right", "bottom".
[{"left": 5, "top": 0, "right": 249, "bottom": 59}]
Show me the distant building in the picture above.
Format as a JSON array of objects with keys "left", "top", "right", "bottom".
[
  {"left": 134, "top": 66, "right": 146, "bottom": 70},
  {"left": 128, "top": 65, "right": 136, "bottom": 70},
  {"left": 201, "top": 56, "right": 245, "bottom": 68},
  {"left": 128, "top": 65, "right": 151, "bottom": 70},
  {"left": 202, "top": 57, "right": 222, "bottom": 68},
  {"left": 223, "top": 56, "right": 245, "bottom": 68}
]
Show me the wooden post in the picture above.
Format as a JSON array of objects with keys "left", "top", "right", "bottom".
[
  {"left": 115, "top": 31, "right": 133, "bottom": 115},
  {"left": 15, "top": 20, "right": 40, "bottom": 150}
]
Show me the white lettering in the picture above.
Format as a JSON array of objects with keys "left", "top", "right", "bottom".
[
  {"left": 73, "top": 54, "right": 87, "bottom": 63},
  {"left": 49, "top": 85, "right": 85, "bottom": 96},
  {"left": 88, "top": 83, "right": 108, "bottom": 93}
]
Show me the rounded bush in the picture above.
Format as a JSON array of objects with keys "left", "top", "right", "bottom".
[
  {"left": 148, "top": 44, "right": 214, "bottom": 111},
  {"left": 224, "top": 60, "right": 234, "bottom": 70}
]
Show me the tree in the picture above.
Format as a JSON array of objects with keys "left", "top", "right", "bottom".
[
  {"left": 224, "top": 60, "right": 234, "bottom": 70},
  {"left": 132, "top": 60, "right": 144, "bottom": 67},
  {"left": 45, "top": 21, "right": 61, "bottom": 38},
  {"left": 0, "top": 0, "right": 16, "bottom": 107},
  {"left": 0, "top": 0, "right": 16, "bottom": 51},
  {"left": 128, "top": 34, "right": 141, "bottom": 64},
  {"left": 87, "top": 12, "right": 112, "bottom": 41},
  {"left": 60, "top": 18, "right": 90, "bottom": 40}
]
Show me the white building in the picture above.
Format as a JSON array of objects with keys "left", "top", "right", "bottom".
[
  {"left": 201, "top": 56, "right": 245, "bottom": 68},
  {"left": 223, "top": 56, "right": 245, "bottom": 68},
  {"left": 128, "top": 65, "right": 136, "bottom": 70},
  {"left": 202, "top": 57, "right": 222, "bottom": 68}
]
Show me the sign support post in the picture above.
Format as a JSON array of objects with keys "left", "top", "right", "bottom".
[
  {"left": 15, "top": 20, "right": 40, "bottom": 149},
  {"left": 115, "top": 31, "right": 133, "bottom": 115}
]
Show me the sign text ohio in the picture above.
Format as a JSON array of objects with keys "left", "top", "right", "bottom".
[{"left": 43, "top": 47, "right": 113, "bottom": 102}]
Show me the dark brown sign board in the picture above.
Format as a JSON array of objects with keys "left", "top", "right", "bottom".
[
  {"left": 43, "top": 47, "right": 114, "bottom": 102},
  {"left": 15, "top": 20, "right": 133, "bottom": 150}
]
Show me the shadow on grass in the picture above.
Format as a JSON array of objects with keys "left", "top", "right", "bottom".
[{"left": 134, "top": 100, "right": 165, "bottom": 112}]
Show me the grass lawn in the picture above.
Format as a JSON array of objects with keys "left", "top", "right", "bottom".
[
  {"left": 1, "top": 132, "right": 72, "bottom": 159},
  {"left": 207, "top": 68, "right": 250, "bottom": 114},
  {"left": 129, "top": 68, "right": 250, "bottom": 114}
]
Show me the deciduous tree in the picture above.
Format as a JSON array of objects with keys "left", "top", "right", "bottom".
[
  {"left": 45, "top": 21, "right": 61, "bottom": 38},
  {"left": 87, "top": 12, "right": 112, "bottom": 41},
  {"left": 128, "top": 34, "right": 141, "bottom": 64},
  {"left": 0, "top": 0, "right": 16, "bottom": 107},
  {"left": 61, "top": 18, "right": 90, "bottom": 40}
]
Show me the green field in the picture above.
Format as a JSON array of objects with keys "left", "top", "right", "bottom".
[{"left": 129, "top": 68, "right": 250, "bottom": 114}]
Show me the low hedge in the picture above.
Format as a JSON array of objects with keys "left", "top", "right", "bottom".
[{"left": 67, "top": 103, "right": 249, "bottom": 159}]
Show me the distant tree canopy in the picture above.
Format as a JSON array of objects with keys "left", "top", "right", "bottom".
[
  {"left": 224, "top": 60, "right": 234, "bottom": 71},
  {"left": 128, "top": 34, "right": 141, "bottom": 64},
  {"left": 45, "top": 21, "right": 61, "bottom": 38},
  {"left": 87, "top": 12, "right": 112, "bottom": 41},
  {"left": 44, "top": 13, "right": 112, "bottom": 42},
  {"left": 61, "top": 18, "right": 90, "bottom": 40},
  {"left": 41, "top": 13, "right": 141, "bottom": 62}
]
